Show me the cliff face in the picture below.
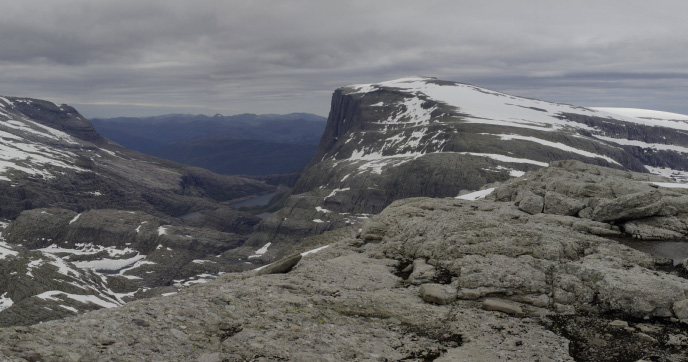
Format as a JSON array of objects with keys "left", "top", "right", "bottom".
[{"left": 246, "top": 77, "right": 688, "bottom": 257}]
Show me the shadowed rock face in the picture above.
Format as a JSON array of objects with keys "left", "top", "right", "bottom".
[{"left": 245, "top": 77, "right": 688, "bottom": 258}]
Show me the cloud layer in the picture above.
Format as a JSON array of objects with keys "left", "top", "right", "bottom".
[{"left": 1, "top": 0, "right": 687, "bottom": 117}]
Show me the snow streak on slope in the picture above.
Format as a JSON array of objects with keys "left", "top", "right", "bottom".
[
  {"left": 339, "top": 77, "right": 688, "bottom": 182},
  {"left": 492, "top": 134, "right": 621, "bottom": 165},
  {"left": 0, "top": 96, "right": 88, "bottom": 181},
  {"left": 350, "top": 77, "right": 688, "bottom": 132},
  {"left": 591, "top": 108, "right": 688, "bottom": 122}
]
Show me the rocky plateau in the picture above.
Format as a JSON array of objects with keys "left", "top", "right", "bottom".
[{"left": 1, "top": 161, "right": 688, "bottom": 361}]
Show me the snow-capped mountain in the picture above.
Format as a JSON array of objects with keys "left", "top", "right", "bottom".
[
  {"left": 0, "top": 96, "right": 276, "bottom": 326},
  {"left": 245, "top": 76, "right": 688, "bottom": 257}
]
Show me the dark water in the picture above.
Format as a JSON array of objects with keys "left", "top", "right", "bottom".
[
  {"left": 178, "top": 211, "right": 203, "bottom": 219},
  {"left": 618, "top": 239, "right": 688, "bottom": 266},
  {"left": 229, "top": 192, "right": 278, "bottom": 208}
]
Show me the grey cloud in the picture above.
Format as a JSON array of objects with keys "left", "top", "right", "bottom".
[{"left": 0, "top": 0, "right": 687, "bottom": 117}]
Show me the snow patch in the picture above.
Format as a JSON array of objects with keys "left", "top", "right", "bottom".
[
  {"left": 69, "top": 213, "right": 81, "bottom": 224},
  {"left": 509, "top": 170, "right": 526, "bottom": 177},
  {"left": 591, "top": 108, "right": 688, "bottom": 121},
  {"left": 36, "top": 291, "right": 120, "bottom": 308},
  {"left": 325, "top": 187, "right": 350, "bottom": 199},
  {"left": 645, "top": 166, "right": 688, "bottom": 183},
  {"left": 0, "top": 292, "right": 13, "bottom": 312},
  {"left": 456, "top": 187, "right": 496, "bottom": 200},
  {"left": 0, "top": 241, "right": 18, "bottom": 259},
  {"left": 459, "top": 152, "right": 549, "bottom": 167},
  {"left": 157, "top": 226, "right": 168, "bottom": 236},
  {"left": 494, "top": 134, "right": 620, "bottom": 165},
  {"left": 72, "top": 254, "right": 147, "bottom": 272},
  {"left": 301, "top": 245, "right": 329, "bottom": 256},
  {"left": 650, "top": 182, "right": 688, "bottom": 189},
  {"left": 248, "top": 242, "right": 271, "bottom": 259}
]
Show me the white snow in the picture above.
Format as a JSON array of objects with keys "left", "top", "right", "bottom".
[
  {"left": 72, "top": 254, "right": 147, "bottom": 272},
  {"left": 644, "top": 166, "right": 688, "bottom": 183},
  {"left": 0, "top": 241, "right": 18, "bottom": 259},
  {"left": 192, "top": 259, "right": 214, "bottom": 264},
  {"left": 248, "top": 242, "right": 272, "bottom": 259},
  {"left": 456, "top": 187, "right": 496, "bottom": 200},
  {"left": 46, "top": 255, "right": 82, "bottom": 278},
  {"left": 301, "top": 245, "right": 329, "bottom": 256},
  {"left": 313, "top": 219, "right": 325, "bottom": 223},
  {"left": 345, "top": 150, "right": 424, "bottom": 174},
  {"left": 39, "top": 243, "right": 138, "bottom": 257},
  {"left": 69, "top": 213, "right": 81, "bottom": 224},
  {"left": 135, "top": 221, "right": 148, "bottom": 233},
  {"left": 0, "top": 292, "right": 13, "bottom": 312},
  {"left": 349, "top": 77, "right": 597, "bottom": 132},
  {"left": 162, "top": 292, "right": 178, "bottom": 297},
  {"left": 172, "top": 273, "right": 216, "bottom": 287},
  {"left": 0, "top": 97, "right": 13, "bottom": 107},
  {"left": 315, "top": 206, "right": 331, "bottom": 213},
  {"left": 157, "top": 226, "right": 168, "bottom": 236},
  {"left": 58, "top": 305, "right": 78, "bottom": 313},
  {"left": 254, "top": 245, "right": 330, "bottom": 272},
  {"left": 325, "top": 188, "right": 351, "bottom": 199},
  {"left": 26, "top": 259, "right": 44, "bottom": 277},
  {"left": 36, "top": 291, "right": 120, "bottom": 308},
  {"left": 117, "top": 260, "right": 156, "bottom": 276},
  {"left": 591, "top": 108, "right": 688, "bottom": 121},
  {"left": 349, "top": 77, "right": 688, "bottom": 136},
  {"left": 593, "top": 134, "right": 688, "bottom": 154},
  {"left": 458, "top": 152, "right": 549, "bottom": 167},
  {"left": 650, "top": 182, "right": 688, "bottom": 189},
  {"left": 494, "top": 134, "right": 621, "bottom": 165},
  {"left": 509, "top": 170, "right": 526, "bottom": 177}
]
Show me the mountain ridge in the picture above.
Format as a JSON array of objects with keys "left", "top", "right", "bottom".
[{"left": 244, "top": 76, "right": 688, "bottom": 259}]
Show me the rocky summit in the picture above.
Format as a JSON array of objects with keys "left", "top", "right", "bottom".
[{"left": 1, "top": 161, "right": 688, "bottom": 361}]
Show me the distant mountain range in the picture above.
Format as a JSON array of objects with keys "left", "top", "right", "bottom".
[{"left": 91, "top": 113, "right": 327, "bottom": 175}]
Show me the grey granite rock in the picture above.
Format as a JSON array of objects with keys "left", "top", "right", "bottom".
[
  {"left": 518, "top": 190, "right": 544, "bottom": 214},
  {"left": 419, "top": 284, "right": 456, "bottom": 305},
  {"left": 674, "top": 299, "right": 688, "bottom": 321},
  {"left": 591, "top": 191, "right": 663, "bottom": 222},
  {"left": 482, "top": 298, "right": 524, "bottom": 316},
  {"left": 255, "top": 253, "right": 302, "bottom": 275}
]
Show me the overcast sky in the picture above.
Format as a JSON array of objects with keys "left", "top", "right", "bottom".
[{"left": 1, "top": 0, "right": 687, "bottom": 118}]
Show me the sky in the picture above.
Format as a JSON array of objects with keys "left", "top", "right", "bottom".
[{"left": 1, "top": 0, "right": 687, "bottom": 118}]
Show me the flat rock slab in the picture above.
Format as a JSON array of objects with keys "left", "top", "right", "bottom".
[
  {"left": 482, "top": 298, "right": 523, "bottom": 316},
  {"left": 256, "top": 253, "right": 302, "bottom": 275},
  {"left": 419, "top": 284, "right": 456, "bottom": 305}
]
